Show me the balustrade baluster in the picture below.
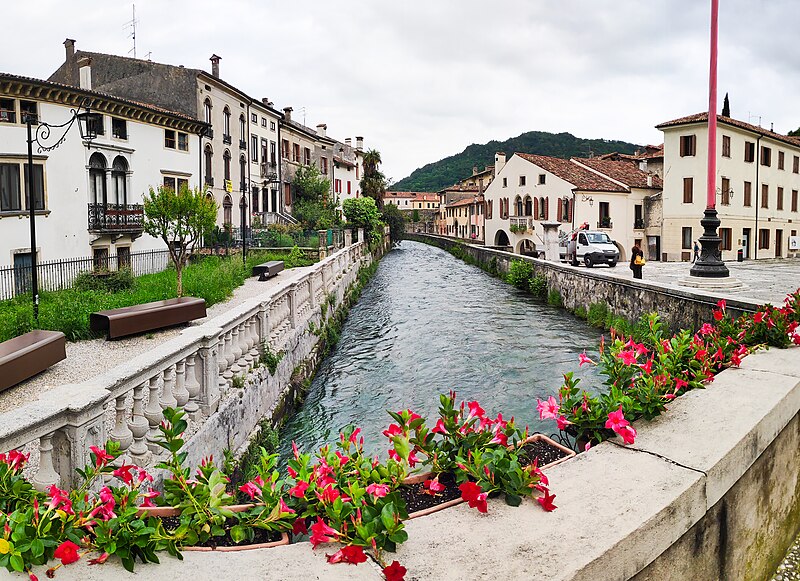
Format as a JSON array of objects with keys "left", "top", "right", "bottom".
[
  {"left": 127, "top": 381, "right": 150, "bottom": 462},
  {"left": 223, "top": 331, "right": 235, "bottom": 381},
  {"left": 174, "top": 359, "right": 189, "bottom": 407},
  {"left": 110, "top": 393, "right": 134, "bottom": 451},
  {"left": 230, "top": 325, "right": 243, "bottom": 374},
  {"left": 184, "top": 354, "right": 201, "bottom": 415},
  {"left": 32, "top": 433, "right": 60, "bottom": 491},
  {"left": 243, "top": 319, "right": 255, "bottom": 368},
  {"left": 160, "top": 365, "right": 178, "bottom": 409},
  {"left": 144, "top": 376, "right": 163, "bottom": 453}
]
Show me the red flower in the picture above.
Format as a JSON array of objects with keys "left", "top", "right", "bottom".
[
  {"left": 28, "top": 573, "right": 39, "bottom": 581},
  {"left": 54, "top": 540, "right": 81, "bottom": 565},
  {"left": 537, "top": 488, "right": 558, "bottom": 512},
  {"left": 238, "top": 480, "right": 262, "bottom": 500},
  {"left": 326, "top": 545, "right": 367, "bottom": 564},
  {"left": 466, "top": 401, "right": 485, "bottom": 420},
  {"left": 366, "top": 483, "right": 390, "bottom": 499},
  {"left": 289, "top": 480, "right": 309, "bottom": 498},
  {"left": 754, "top": 311, "right": 766, "bottom": 323},
  {"left": 88, "top": 552, "right": 109, "bottom": 565},
  {"left": 112, "top": 464, "right": 135, "bottom": 486},
  {"left": 309, "top": 517, "right": 338, "bottom": 548},
  {"left": 383, "top": 560, "right": 407, "bottom": 581},
  {"left": 382, "top": 424, "right": 403, "bottom": 438},
  {"left": 318, "top": 484, "right": 341, "bottom": 504},
  {"left": 431, "top": 418, "right": 447, "bottom": 434},
  {"left": 423, "top": 478, "right": 445, "bottom": 495},
  {"left": 89, "top": 446, "right": 113, "bottom": 468},
  {"left": 459, "top": 481, "right": 488, "bottom": 513},
  {"left": 712, "top": 310, "right": 724, "bottom": 321},
  {"left": 292, "top": 517, "right": 308, "bottom": 536},
  {"left": 617, "top": 350, "right": 637, "bottom": 365}
]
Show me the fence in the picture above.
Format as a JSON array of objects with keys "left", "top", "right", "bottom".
[{"left": 0, "top": 249, "right": 171, "bottom": 301}]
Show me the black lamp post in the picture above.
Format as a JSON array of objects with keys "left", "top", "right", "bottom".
[
  {"left": 23, "top": 100, "right": 100, "bottom": 323},
  {"left": 239, "top": 195, "right": 247, "bottom": 265}
]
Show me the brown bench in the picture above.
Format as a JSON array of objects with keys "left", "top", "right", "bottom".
[
  {"left": 253, "top": 260, "right": 284, "bottom": 281},
  {"left": 0, "top": 330, "right": 66, "bottom": 392},
  {"left": 90, "top": 297, "right": 207, "bottom": 340}
]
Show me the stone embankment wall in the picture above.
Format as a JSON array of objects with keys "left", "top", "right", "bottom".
[
  {"left": 405, "top": 233, "right": 761, "bottom": 331},
  {"left": 0, "top": 228, "right": 390, "bottom": 490}
]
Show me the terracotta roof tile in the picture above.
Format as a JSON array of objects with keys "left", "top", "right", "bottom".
[
  {"left": 447, "top": 195, "right": 483, "bottom": 208},
  {"left": 571, "top": 157, "right": 662, "bottom": 189},
  {"left": 438, "top": 184, "right": 480, "bottom": 194},
  {"left": 515, "top": 153, "right": 626, "bottom": 192}
]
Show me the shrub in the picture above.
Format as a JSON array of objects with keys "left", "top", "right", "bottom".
[
  {"left": 547, "top": 289, "right": 563, "bottom": 307},
  {"left": 587, "top": 302, "right": 610, "bottom": 328},
  {"left": 260, "top": 343, "right": 284, "bottom": 375},
  {"left": 530, "top": 274, "right": 547, "bottom": 299},
  {"left": 506, "top": 259, "right": 534, "bottom": 292},
  {"left": 74, "top": 268, "right": 135, "bottom": 293}
]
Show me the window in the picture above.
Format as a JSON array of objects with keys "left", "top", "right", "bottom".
[
  {"left": 682, "top": 227, "right": 693, "bottom": 250},
  {"left": 598, "top": 201, "right": 609, "bottom": 225},
  {"left": 223, "top": 150, "right": 231, "bottom": 181},
  {"left": 683, "top": 177, "right": 693, "bottom": 203},
  {"left": 251, "top": 113, "right": 257, "bottom": 123},
  {"left": 261, "top": 117, "right": 267, "bottom": 127},
  {"left": 270, "top": 141, "right": 277, "bottom": 165},
  {"left": 761, "top": 146, "right": 771, "bottom": 167},
  {"left": 347, "top": 181, "right": 351, "bottom": 195},
  {"left": 239, "top": 115, "right": 246, "bottom": 142},
  {"left": 792, "top": 190, "right": 798, "bottom": 212},
  {"left": 117, "top": 246, "right": 131, "bottom": 269},
  {"left": 111, "top": 118, "right": 127, "bottom": 140},
  {"left": 761, "top": 184, "right": 769, "bottom": 209},
  {"left": 261, "top": 139, "right": 268, "bottom": 166},
  {"left": 680, "top": 135, "right": 696, "bottom": 157},
  {"left": 20, "top": 101, "right": 38, "bottom": 124},
  {"left": 303, "top": 147, "right": 311, "bottom": 165},
  {"left": 519, "top": 176, "right": 526, "bottom": 186},
  {"left": 720, "top": 228, "right": 732, "bottom": 251},
  {"left": 270, "top": 121, "right": 276, "bottom": 131},
  {"left": 111, "top": 156, "right": 127, "bottom": 204},
  {"left": 721, "top": 177, "right": 730, "bottom": 205},
  {"left": 284, "top": 182, "right": 292, "bottom": 206},
  {"left": 204, "top": 145, "right": 213, "bottom": 185},
  {"left": 514, "top": 196, "right": 522, "bottom": 216},
  {"left": 93, "top": 248, "right": 109, "bottom": 272},
  {"left": 538, "top": 174, "right": 546, "bottom": 185},
  {"left": 223, "top": 107, "right": 231, "bottom": 140},
  {"left": 321, "top": 157, "right": 328, "bottom": 175},
  {"left": 203, "top": 99, "right": 212, "bottom": 124},
  {"left": 778, "top": 151, "right": 785, "bottom": 170},
  {"left": 292, "top": 143, "right": 300, "bottom": 162},
  {"left": 251, "top": 186, "right": 260, "bottom": 212},
  {"left": 634, "top": 204, "right": 643, "bottom": 228},
  {"left": 743, "top": 181, "right": 752, "bottom": 207},
  {"left": 165, "top": 130, "right": 176, "bottom": 149},
  {"left": 282, "top": 139, "right": 289, "bottom": 159},
  {"left": 251, "top": 135, "right": 258, "bottom": 162},
  {"left": 524, "top": 196, "right": 532, "bottom": 216},
  {"left": 89, "top": 152, "right": 107, "bottom": 206},
  {"left": 163, "top": 176, "right": 176, "bottom": 191},
  {"left": 0, "top": 98, "right": 16, "bottom": 123},
  {"left": 744, "top": 141, "right": 755, "bottom": 162},
  {"left": 794, "top": 156, "right": 799, "bottom": 174},
  {"left": 223, "top": 195, "right": 232, "bottom": 225},
  {"left": 240, "top": 155, "right": 246, "bottom": 191},
  {"left": 177, "top": 132, "right": 188, "bottom": 151},
  {"left": 502, "top": 177, "right": 507, "bottom": 187},
  {"left": 722, "top": 135, "right": 731, "bottom": 158},
  {"left": 88, "top": 114, "right": 104, "bottom": 136},
  {"left": 777, "top": 187, "right": 784, "bottom": 210},
  {"left": 0, "top": 163, "right": 21, "bottom": 211},
  {"left": 759, "top": 228, "right": 770, "bottom": 249}
]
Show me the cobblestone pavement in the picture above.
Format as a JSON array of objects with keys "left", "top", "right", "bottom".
[
  {"left": 772, "top": 529, "right": 800, "bottom": 581},
  {"left": 586, "top": 257, "right": 800, "bottom": 306}
]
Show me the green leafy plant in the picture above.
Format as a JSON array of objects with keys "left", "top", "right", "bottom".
[{"left": 260, "top": 343, "right": 284, "bottom": 375}]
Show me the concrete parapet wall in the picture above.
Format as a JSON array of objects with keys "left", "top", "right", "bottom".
[{"left": 405, "top": 233, "right": 762, "bottom": 332}]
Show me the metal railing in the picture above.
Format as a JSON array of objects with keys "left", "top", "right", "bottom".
[
  {"left": 0, "top": 249, "right": 171, "bottom": 301},
  {"left": 87, "top": 203, "right": 144, "bottom": 233}
]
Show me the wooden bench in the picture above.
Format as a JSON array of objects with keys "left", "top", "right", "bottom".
[
  {"left": 253, "top": 260, "right": 284, "bottom": 281},
  {"left": 90, "top": 297, "right": 207, "bottom": 340},
  {"left": 0, "top": 330, "right": 66, "bottom": 392}
]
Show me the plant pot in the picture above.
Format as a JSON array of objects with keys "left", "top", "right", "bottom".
[
  {"left": 137, "top": 503, "right": 290, "bottom": 551},
  {"left": 400, "top": 471, "right": 465, "bottom": 519},
  {"left": 516, "top": 433, "right": 576, "bottom": 470}
]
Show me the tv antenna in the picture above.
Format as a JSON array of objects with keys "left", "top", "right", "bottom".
[
  {"left": 299, "top": 106, "right": 307, "bottom": 126},
  {"left": 124, "top": 4, "right": 138, "bottom": 58},
  {"left": 748, "top": 111, "right": 761, "bottom": 127}
]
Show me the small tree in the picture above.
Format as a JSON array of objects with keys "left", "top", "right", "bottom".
[
  {"left": 343, "top": 197, "right": 382, "bottom": 244},
  {"left": 411, "top": 209, "right": 420, "bottom": 223},
  {"left": 143, "top": 185, "right": 217, "bottom": 297},
  {"left": 291, "top": 165, "right": 338, "bottom": 229}
]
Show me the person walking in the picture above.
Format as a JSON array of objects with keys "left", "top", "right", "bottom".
[
  {"left": 693, "top": 241, "right": 700, "bottom": 263},
  {"left": 630, "top": 244, "right": 645, "bottom": 280}
]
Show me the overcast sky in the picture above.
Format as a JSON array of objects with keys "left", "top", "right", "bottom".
[{"left": 2, "top": 0, "right": 798, "bottom": 183}]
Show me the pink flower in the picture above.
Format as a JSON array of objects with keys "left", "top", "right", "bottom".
[
  {"left": 423, "top": 478, "right": 445, "bottom": 494},
  {"left": 556, "top": 415, "right": 572, "bottom": 431},
  {"left": 89, "top": 446, "right": 114, "bottom": 468},
  {"left": 489, "top": 431, "right": 508, "bottom": 446},
  {"left": 459, "top": 481, "right": 488, "bottom": 513},
  {"left": 717, "top": 299, "right": 726, "bottom": 311},
  {"left": 289, "top": 480, "right": 309, "bottom": 498},
  {"left": 46, "top": 484, "right": 74, "bottom": 515},
  {"left": 87, "top": 552, "right": 109, "bottom": 566},
  {"left": 536, "top": 396, "right": 560, "bottom": 420},
  {"left": 279, "top": 498, "right": 295, "bottom": 514},
  {"left": 639, "top": 359, "right": 654, "bottom": 374},
  {"left": 112, "top": 464, "right": 135, "bottom": 486},
  {"left": 605, "top": 406, "right": 629, "bottom": 433},
  {"left": 407, "top": 450, "right": 420, "bottom": 468},
  {"left": 366, "top": 483, "right": 390, "bottom": 499},
  {"left": 618, "top": 424, "right": 637, "bottom": 445},
  {"left": 584, "top": 441, "right": 592, "bottom": 452},
  {"left": 139, "top": 489, "right": 159, "bottom": 508},
  {"left": 309, "top": 517, "right": 339, "bottom": 548},
  {"left": 431, "top": 418, "right": 447, "bottom": 434},
  {"left": 292, "top": 440, "right": 300, "bottom": 459},
  {"left": 239, "top": 481, "right": 262, "bottom": 500},
  {"left": 349, "top": 428, "right": 361, "bottom": 444},
  {"left": 388, "top": 449, "right": 401, "bottom": 462},
  {"left": 326, "top": 544, "right": 368, "bottom": 564},
  {"left": 287, "top": 466, "right": 298, "bottom": 478},
  {"left": 699, "top": 323, "right": 714, "bottom": 336},
  {"left": 318, "top": 485, "right": 340, "bottom": 504},
  {"left": 578, "top": 352, "right": 595, "bottom": 367},
  {"left": 382, "top": 424, "right": 403, "bottom": 438},
  {"left": 136, "top": 467, "right": 153, "bottom": 486},
  {"left": 617, "top": 350, "right": 637, "bottom": 365},
  {"left": 0, "top": 450, "right": 29, "bottom": 471},
  {"left": 466, "top": 401, "right": 485, "bottom": 421}
]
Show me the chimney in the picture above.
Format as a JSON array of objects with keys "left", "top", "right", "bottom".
[
  {"left": 262, "top": 97, "right": 273, "bottom": 108},
  {"left": 316, "top": 123, "right": 327, "bottom": 137},
  {"left": 209, "top": 54, "right": 221, "bottom": 78},
  {"left": 355, "top": 136, "right": 364, "bottom": 150},
  {"left": 283, "top": 107, "right": 292, "bottom": 122},
  {"left": 472, "top": 165, "right": 479, "bottom": 176},
  {"left": 345, "top": 138, "right": 352, "bottom": 147},
  {"left": 646, "top": 174, "right": 653, "bottom": 187},
  {"left": 494, "top": 152, "right": 506, "bottom": 175},
  {"left": 64, "top": 38, "right": 76, "bottom": 61},
  {"left": 77, "top": 56, "right": 92, "bottom": 90}
]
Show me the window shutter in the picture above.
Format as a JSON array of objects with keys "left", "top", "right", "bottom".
[
  {"left": 557, "top": 198, "right": 563, "bottom": 222},
  {"left": 545, "top": 197, "right": 550, "bottom": 220},
  {"left": 568, "top": 198, "right": 574, "bottom": 223},
  {"left": 533, "top": 197, "right": 539, "bottom": 220},
  {"left": 487, "top": 200, "right": 492, "bottom": 219}
]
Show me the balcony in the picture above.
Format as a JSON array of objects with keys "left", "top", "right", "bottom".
[
  {"left": 222, "top": 134, "right": 232, "bottom": 145},
  {"left": 597, "top": 217, "right": 613, "bottom": 229},
  {"left": 239, "top": 139, "right": 247, "bottom": 150},
  {"left": 88, "top": 203, "right": 144, "bottom": 234},
  {"left": 510, "top": 216, "right": 535, "bottom": 233},
  {"left": 204, "top": 127, "right": 214, "bottom": 139},
  {"left": 634, "top": 218, "right": 645, "bottom": 230},
  {"left": 260, "top": 162, "right": 278, "bottom": 182},
  {"left": 205, "top": 176, "right": 214, "bottom": 186}
]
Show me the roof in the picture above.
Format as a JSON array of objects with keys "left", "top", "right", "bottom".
[
  {"left": 656, "top": 113, "right": 800, "bottom": 150},
  {"left": 437, "top": 184, "right": 480, "bottom": 194},
  {"left": 515, "top": 153, "right": 626, "bottom": 192},
  {"left": 572, "top": 157, "right": 662, "bottom": 189},
  {"left": 447, "top": 195, "right": 483, "bottom": 208},
  {"left": 334, "top": 156, "right": 356, "bottom": 168},
  {"left": 384, "top": 191, "right": 439, "bottom": 202}
]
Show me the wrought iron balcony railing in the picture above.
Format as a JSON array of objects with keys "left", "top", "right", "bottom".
[{"left": 87, "top": 203, "right": 144, "bottom": 233}]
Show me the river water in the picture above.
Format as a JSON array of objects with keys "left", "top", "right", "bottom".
[{"left": 278, "top": 240, "right": 604, "bottom": 459}]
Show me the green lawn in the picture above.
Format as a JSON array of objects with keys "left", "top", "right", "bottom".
[{"left": 0, "top": 249, "right": 314, "bottom": 342}]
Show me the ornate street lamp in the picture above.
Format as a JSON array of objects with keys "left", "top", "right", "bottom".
[
  {"left": 690, "top": 0, "right": 729, "bottom": 278},
  {"left": 23, "top": 99, "right": 100, "bottom": 323}
]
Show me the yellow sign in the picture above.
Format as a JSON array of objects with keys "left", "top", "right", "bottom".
[{"left": 224, "top": 179, "right": 233, "bottom": 193}]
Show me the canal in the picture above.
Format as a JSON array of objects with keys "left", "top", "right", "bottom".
[{"left": 278, "top": 239, "right": 604, "bottom": 458}]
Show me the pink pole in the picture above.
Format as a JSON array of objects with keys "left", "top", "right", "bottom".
[{"left": 707, "top": 0, "right": 719, "bottom": 209}]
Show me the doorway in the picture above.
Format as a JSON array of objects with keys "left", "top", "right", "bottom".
[
  {"left": 742, "top": 228, "right": 751, "bottom": 259},
  {"left": 776, "top": 229, "right": 783, "bottom": 258}
]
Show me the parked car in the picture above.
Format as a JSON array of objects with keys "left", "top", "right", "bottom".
[{"left": 560, "top": 230, "right": 619, "bottom": 267}]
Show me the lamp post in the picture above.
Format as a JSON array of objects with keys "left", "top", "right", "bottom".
[
  {"left": 690, "top": 0, "right": 730, "bottom": 278},
  {"left": 23, "top": 100, "right": 100, "bottom": 323}
]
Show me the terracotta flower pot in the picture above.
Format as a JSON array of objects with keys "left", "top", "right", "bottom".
[
  {"left": 516, "top": 433, "right": 576, "bottom": 470},
  {"left": 136, "top": 503, "right": 290, "bottom": 551}
]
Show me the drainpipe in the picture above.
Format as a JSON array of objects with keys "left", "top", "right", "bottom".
[
  {"left": 276, "top": 120, "right": 282, "bottom": 215},
  {"left": 571, "top": 190, "right": 576, "bottom": 230},
  {"left": 246, "top": 101, "right": 252, "bottom": 228},
  {"left": 754, "top": 134, "right": 761, "bottom": 259}
]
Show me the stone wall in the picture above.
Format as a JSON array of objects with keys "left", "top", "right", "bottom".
[{"left": 405, "top": 233, "right": 761, "bottom": 332}]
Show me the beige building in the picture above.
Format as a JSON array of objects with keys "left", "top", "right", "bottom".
[
  {"left": 445, "top": 195, "right": 485, "bottom": 241},
  {"left": 657, "top": 113, "right": 800, "bottom": 261},
  {"left": 436, "top": 185, "right": 479, "bottom": 235}
]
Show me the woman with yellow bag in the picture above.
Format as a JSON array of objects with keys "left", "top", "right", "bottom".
[{"left": 630, "top": 244, "right": 645, "bottom": 279}]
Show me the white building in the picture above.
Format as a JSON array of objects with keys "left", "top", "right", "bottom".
[
  {"left": 247, "top": 98, "right": 282, "bottom": 221},
  {"left": 0, "top": 72, "right": 205, "bottom": 275},
  {"left": 657, "top": 113, "right": 800, "bottom": 260}
]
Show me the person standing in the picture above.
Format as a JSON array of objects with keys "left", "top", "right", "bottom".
[
  {"left": 693, "top": 241, "right": 700, "bottom": 262},
  {"left": 630, "top": 245, "right": 644, "bottom": 279}
]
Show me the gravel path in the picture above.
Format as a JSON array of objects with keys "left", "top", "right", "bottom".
[
  {"left": 0, "top": 265, "right": 316, "bottom": 414},
  {"left": 772, "top": 530, "right": 800, "bottom": 581}
]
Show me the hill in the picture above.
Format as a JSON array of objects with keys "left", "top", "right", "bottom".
[{"left": 392, "top": 131, "right": 641, "bottom": 192}]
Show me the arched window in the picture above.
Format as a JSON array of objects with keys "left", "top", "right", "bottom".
[
  {"left": 538, "top": 197, "right": 547, "bottom": 219},
  {"left": 89, "top": 152, "right": 107, "bottom": 206},
  {"left": 239, "top": 115, "right": 246, "bottom": 142},
  {"left": 223, "top": 107, "right": 231, "bottom": 139},
  {"left": 223, "top": 194, "right": 232, "bottom": 225},
  {"left": 524, "top": 196, "right": 532, "bottom": 216},
  {"left": 514, "top": 195, "right": 522, "bottom": 216},
  {"left": 204, "top": 99, "right": 212, "bottom": 124},
  {"left": 239, "top": 155, "right": 247, "bottom": 191},
  {"left": 204, "top": 145, "right": 213, "bottom": 185},
  {"left": 223, "top": 149, "right": 232, "bottom": 181},
  {"left": 111, "top": 156, "right": 128, "bottom": 205}
]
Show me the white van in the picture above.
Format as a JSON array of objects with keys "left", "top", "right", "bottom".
[{"left": 561, "top": 230, "right": 620, "bottom": 268}]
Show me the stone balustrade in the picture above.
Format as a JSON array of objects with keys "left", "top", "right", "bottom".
[{"left": 0, "top": 235, "right": 372, "bottom": 491}]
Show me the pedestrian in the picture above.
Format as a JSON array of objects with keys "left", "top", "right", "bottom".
[
  {"left": 693, "top": 241, "right": 700, "bottom": 263},
  {"left": 630, "top": 244, "right": 645, "bottom": 280}
]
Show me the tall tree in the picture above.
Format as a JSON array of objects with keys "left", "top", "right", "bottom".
[
  {"left": 789, "top": 127, "right": 800, "bottom": 137},
  {"left": 722, "top": 93, "right": 730, "bottom": 117},
  {"left": 143, "top": 185, "right": 217, "bottom": 297},
  {"left": 360, "top": 149, "right": 387, "bottom": 207},
  {"left": 291, "top": 164, "right": 338, "bottom": 229}
]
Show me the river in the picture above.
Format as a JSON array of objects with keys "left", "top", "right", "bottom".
[{"left": 278, "top": 240, "right": 604, "bottom": 458}]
